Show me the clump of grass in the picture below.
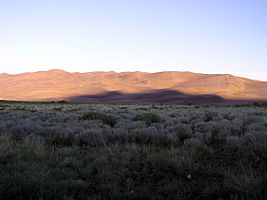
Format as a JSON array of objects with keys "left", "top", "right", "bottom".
[
  {"left": 133, "top": 113, "right": 161, "bottom": 125},
  {"left": 80, "top": 112, "right": 117, "bottom": 127}
]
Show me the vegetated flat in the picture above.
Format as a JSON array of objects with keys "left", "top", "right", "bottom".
[
  {"left": 0, "top": 102, "right": 267, "bottom": 199},
  {"left": 0, "top": 69, "right": 267, "bottom": 104}
]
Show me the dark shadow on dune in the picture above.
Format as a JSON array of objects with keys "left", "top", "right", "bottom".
[{"left": 66, "top": 89, "right": 227, "bottom": 105}]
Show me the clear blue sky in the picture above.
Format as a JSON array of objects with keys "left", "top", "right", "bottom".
[{"left": 0, "top": 0, "right": 266, "bottom": 80}]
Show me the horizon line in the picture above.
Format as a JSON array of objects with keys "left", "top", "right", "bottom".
[{"left": 1, "top": 68, "right": 266, "bottom": 82}]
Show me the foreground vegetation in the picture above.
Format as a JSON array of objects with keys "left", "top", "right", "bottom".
[{"left": 0, "top": 102, "right": 267, "bottom": 199}]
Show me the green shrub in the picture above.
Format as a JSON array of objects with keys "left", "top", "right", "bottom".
[
  {"left": 133, "top": 113, "right": 161, "bottom": 125},
  {"left": 12, "top": 106, "right": 26, "bottom": 111},
  {"left": 193, "top": 144, "right": 213, "bottom": 161},
  {"left": 53, "top": 107, "right": 63, "bottom": 111},
  {"left": 80, "top": 112, "right": 116, "bottom": 127},
  {"left": 174, "top": 123, "right": 193, "bottom": 142},
  {"left": 204, "top": 111, "right": 219, "bottom": 122},
  {"left": 149, "top": 150, "right": 180, "bottom": 171},
  {"left": 57, "top": 100, "right": 68, "bottom": 104}
]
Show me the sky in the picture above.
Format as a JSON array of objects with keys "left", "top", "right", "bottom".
[{"left": 0, "top": 0, "right": 266, "bottom": 80}]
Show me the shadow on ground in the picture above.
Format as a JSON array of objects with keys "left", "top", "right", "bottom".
[{"left": 67, "top": 89, "right": 229, "bottom": 105}]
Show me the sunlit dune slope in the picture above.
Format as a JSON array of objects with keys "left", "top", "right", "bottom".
[{"left": 0, "top": 69, "right": 267, "bottom": 103}]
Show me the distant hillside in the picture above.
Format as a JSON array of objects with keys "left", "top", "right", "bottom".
[{"left": 0, "top": 69, "right": 267, "bottom": 104}]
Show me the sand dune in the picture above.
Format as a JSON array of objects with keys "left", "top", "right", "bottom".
[{"left": 0, "top": 69, "right": 266, "bottom": 104}]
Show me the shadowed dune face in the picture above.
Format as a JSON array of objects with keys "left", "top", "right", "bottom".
[{"left": 0, "top": 69, "right": 267, "bottom": 104}]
